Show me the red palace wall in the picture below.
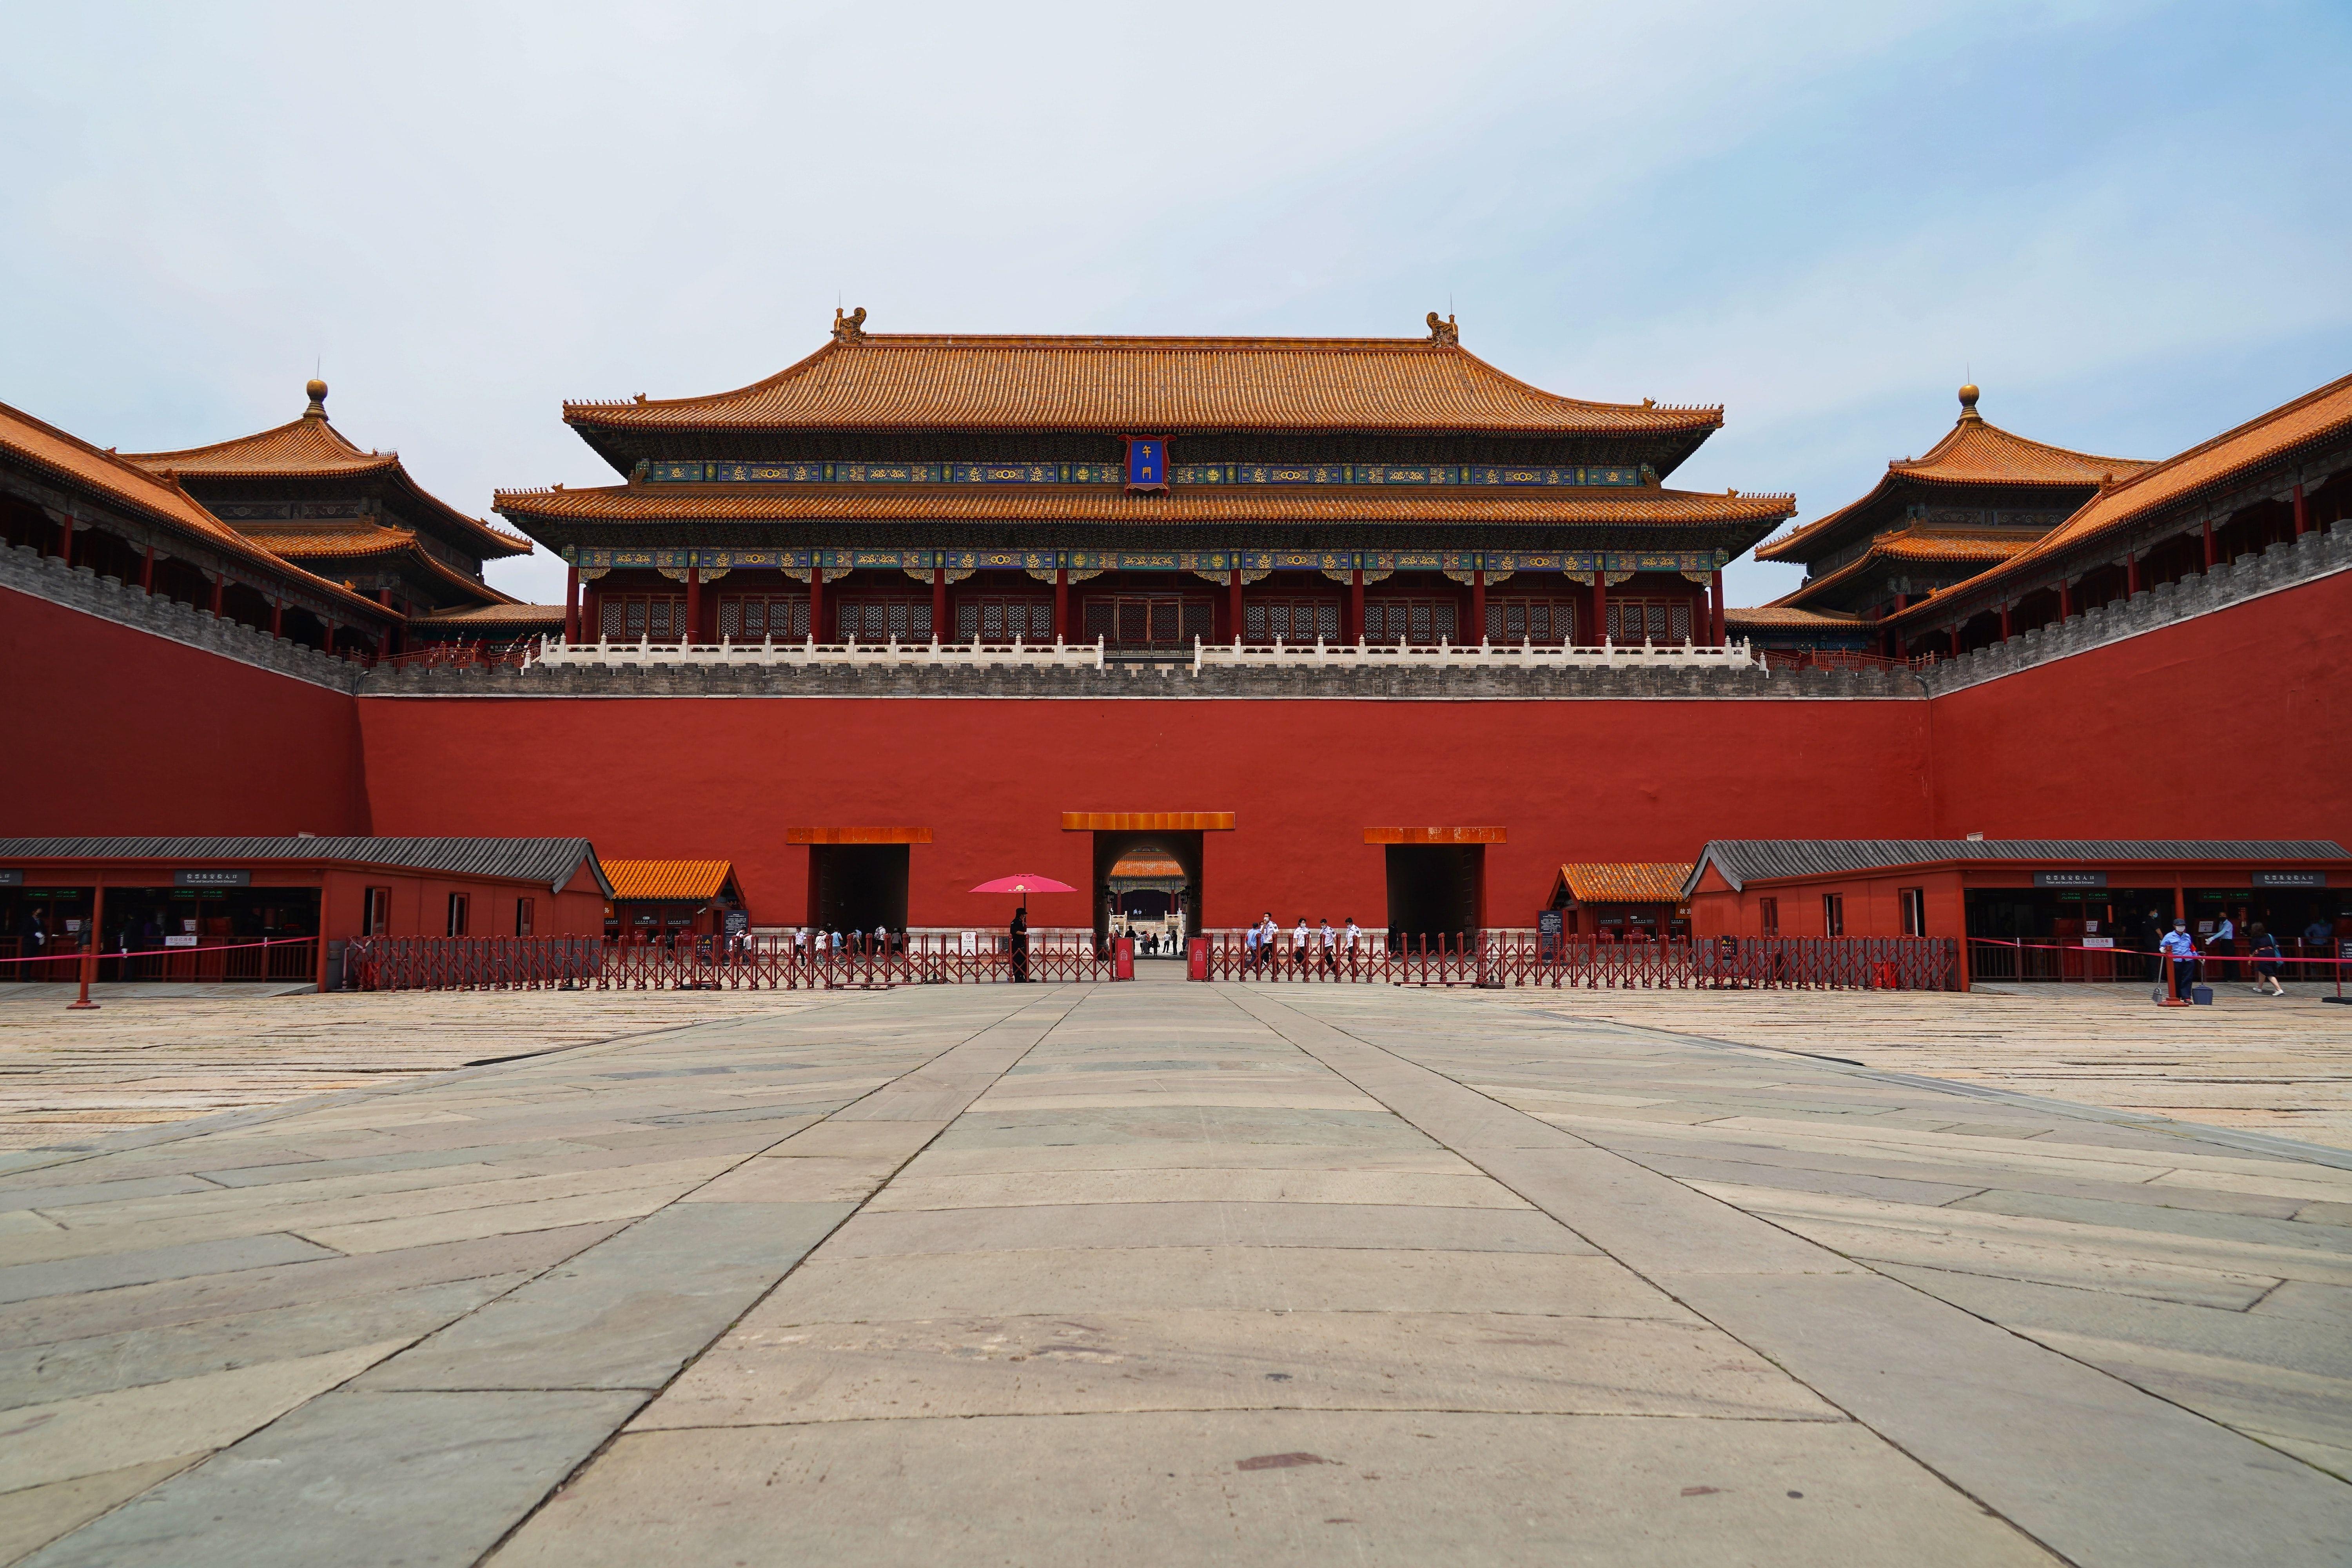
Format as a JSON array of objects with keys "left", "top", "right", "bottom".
[
  {"left": 1928, "top": 568, "right": 2352, "bottom": 841},
  {"left": 354, "top": 695, "right": 1933, "bottom": 931},
  {"left": 0, "top": 587, "right": 370, "bottom": 838}
]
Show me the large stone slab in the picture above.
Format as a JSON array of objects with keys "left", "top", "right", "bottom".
[
  {"left": 356, "top": 1201, "right": 854, "bottom": 1391},
  {"left": 488, "top": 1412, "right": 2058, "bottom": 1568},
  {"left": 18, "top": 1388, "right": 642, "bottom": 1568}
]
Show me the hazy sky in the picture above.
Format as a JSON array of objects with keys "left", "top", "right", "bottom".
[{"left": 4, "top": 0, "right": 2346, "bottom": 605}]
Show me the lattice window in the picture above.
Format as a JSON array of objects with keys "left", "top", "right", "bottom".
[
  {"left": 1086, "top": 595, "right": 1214, "bottom": 646},
  {"left": 835, "top": 597, "right": 935, "bottom": 641},
  {"left": 717, "top": 594, "right": 811, "bottom": 640},
  {"left": 1364, "top": 597, "right": 1458, "bottom": 645},
  {"left": 955, "top": 597, "right": 1052, "bottom": 641},
  {"left": 599, "top": 595, "right": 684, "bottom": 639},
  {"left": 1605, "top": 597, "right": 1693, "bottom": 644},
  {"left": 1483, "top": 597, "right": 1577, "bottom": 645},
  {"left": 1242, "top": 597, "right": 1339, "bottom": 644}
]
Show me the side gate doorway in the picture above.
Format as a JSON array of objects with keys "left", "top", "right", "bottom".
[
  {"left": 1367, "top": 827, "right": 1504, "bottom": 948},
  {"left": 789, "top": 828, "right": 931, "bottom": 936}
]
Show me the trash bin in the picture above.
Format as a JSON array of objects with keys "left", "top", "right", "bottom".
[
  {"left": 1187, "top": 936, "right": 1208, "bottom": 981},
  {"left": 1871, "top": 960, "right": 1901, "bottom": 990},
  {"left": 1114, "top": 937, "right": 1135, "bottom": 980}
]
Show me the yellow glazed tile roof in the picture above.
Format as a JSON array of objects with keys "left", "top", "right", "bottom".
[
  {"left": 602, "top": 859, "right": 734, "bottom": 901},
  {"left": 1557, "top": 862, "right": 1693, "bottom": 904}
]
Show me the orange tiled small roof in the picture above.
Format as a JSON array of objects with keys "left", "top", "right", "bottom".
[
  {"left": 602, "top": 858, "right": 734, "bottom": 901},
  {"left": 125, "top": 384, "right": 531, "bottom": 560},
  {"left": 564, "top": 327, "right": 1722, "bottom": 440},
  {"left": 0, "top": 400, "right": 390, "bottom": 620},
  {"left": 1724, "top": 606, "right": 1864, "bottom": 626},
  {"left": 243, "top": 523, "right": 419, "bottom": 559},
  {"left": 1557, "top": 862, "right": 1693, "bottom": 904},
  {"left": 1758, "top": 388, "right": 2146, "bottom": 563},
  {"left": 1109, "top": 853, "right": 1185, "bottom": 879},
  {"left": 1777, "top": 528, "right": 2037, "bottom": 610},
  {"left": 410, "top": 603, "right": 565, "bottom": 625},
  {"left": 497, "top": 483, "right": 1794, "bottom": 530},
  {"left": 1889, "top": 369, "right": 2352, "bottom": 627}
]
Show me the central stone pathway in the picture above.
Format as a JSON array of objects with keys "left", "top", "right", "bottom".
[{"left": 4, "top": 981, "right": 2348, "bottom": 1564}]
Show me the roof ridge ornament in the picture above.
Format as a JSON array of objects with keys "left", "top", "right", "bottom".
[
  {"left": 1425, "top": 310, "right": 1458, "bottom": 345},
  {"left": 303, "top": 378, "right": 328, "bottom": 420},
  {"left": 1957, "top": 382, "right": 1982, "bottom": 425},
  {"left": 833, "top": 306, "right": 867, "bottom": 343}
]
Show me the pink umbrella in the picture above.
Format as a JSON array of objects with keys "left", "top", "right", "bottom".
[{"left": 970, "top": 875, "right": 1076, "bottom": 897}]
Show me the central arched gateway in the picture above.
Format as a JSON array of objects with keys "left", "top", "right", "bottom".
[{"left": 1063, "top": 812, "right": 1234, "bottom": 947}]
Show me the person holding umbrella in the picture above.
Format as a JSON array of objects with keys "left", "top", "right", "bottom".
[{"left": 969, "top": 875, "right": 1078, "bottom": 982}]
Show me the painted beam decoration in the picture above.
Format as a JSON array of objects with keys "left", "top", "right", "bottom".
[
  {"left": 638, "top": 460, "right": 1645, "bottom": 488},
  {"left": 564, "top": 546, "right": 1732, "bottom": 580}
]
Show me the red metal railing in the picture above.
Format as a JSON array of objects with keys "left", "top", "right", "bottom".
[
  {"left": 1967, "top": 937, "right": 2348, "bottom": 993},
  {"left": 0, "top": 937, "right": 317, "bottom": 984},
  {"left": 344, "top": 931, "right": 1121, "bottom": 991},
  {"left": 1196, "top": 931, "right": 1960, "bottom": 990}
]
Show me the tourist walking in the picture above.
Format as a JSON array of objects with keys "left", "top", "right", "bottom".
[
  {"left": 1319, "top": 917, "right": 1337, "bottom": 975},
  {"left": 1009, "top": 906, "right": 1030, "bottom": 982},
  {"left": 1342, "top": 916, "right": 1361, "bottom": 975},
  {"left": 2158, "top": 919, "right": 2199, "bottom": 1002},
  {"left": 2249, "top": 924, "right": 2287, "bottom": 996}
]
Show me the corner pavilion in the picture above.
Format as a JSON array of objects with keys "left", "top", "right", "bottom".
[{"left": 494, "top": 311, "right": 1795, "bottom": 653}]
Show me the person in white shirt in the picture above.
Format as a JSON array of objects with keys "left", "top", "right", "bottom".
[
  {"left": 1292, "top": 918, "right": 1311, "bottom": 976},
  {"left": 1319, "top": 918, "right": 1338, "bottom": 975},
  {"left": 1342, "top": 918, "right": 1361, "bottom": 973},
  {"left": 2207, "top": 914, "right": 2237, "bottom": 960}
]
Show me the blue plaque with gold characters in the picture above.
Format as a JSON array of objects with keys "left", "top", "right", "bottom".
[{"left": 1122, "top": 436, "right": 1170, "bottom": 492}]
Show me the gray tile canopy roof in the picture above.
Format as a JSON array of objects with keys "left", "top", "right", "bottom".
[
  {"left": 1685, "top": 839, "right": 2350, "bottom": 896},
  {"left": 0, "top": 838, "right": 612, "bottom": 897}
]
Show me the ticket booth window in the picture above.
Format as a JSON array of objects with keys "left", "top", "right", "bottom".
[
  {"left": 363, "top": 887, "right": 391, "bottom": 936},
  {"left": 1900, "top": 887, "right": 1926, "bottom": 936},
  {"left": 1822, "top": 894, "right": 1845, "bottom": 936},
  {"left": 447, "top": 893, "right": 470, "bottom": 937},
  {"left": 515, "top": 897, "right": 535, "bottom": 936}
]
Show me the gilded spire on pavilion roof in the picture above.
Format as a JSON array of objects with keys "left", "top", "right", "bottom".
[
  {"left": 124, "top": 380, "right": 530, "bottom": 559},
  {"left": 1756, "top": 385, "right": 2149, "bottom": 566}
]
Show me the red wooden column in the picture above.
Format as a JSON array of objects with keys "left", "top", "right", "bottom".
[
  {"left": 270, "top": 597, "right": 283, "bottom": 637},
  {"left": 1347, "top": 566, "right": 1364, "bottom": 643},
  {"left": 210, "top": 575, "right": 225, "bottom": 617},
  {"left": 684, "top": 565, "right": 701, "bottom": 644},
  {"left": 1592, "top": 575, "right": 1608, "bottom": 644},
  {"left": 930, "top": 567, "right": 947, "bottom": 641},
  {"left": 1228, "top": 568, "right": 1243, "bottom": 642},
  {"left": 2293, "top": 483, "right": 2309, "bottom": 537},
  {"left": 1710, "top": 570, "right": 1726, "bottom": 646},
  {"left": 140, "top": 545, "right": 154, "bottom": 595},
  {"left": 564, "top": 564, "right": 580, "bottom": 642},
  {"left": 1470, "top": 568, "right": 1486, "bottom": 644},
  {"left": 54, "top": 514, "right": 71, "bottom": 563},
  {"left": 807, "top": 567, "right": 825, "bottom": 641},
  {"left": 2058, "top": 579, "right": 2072, "bottom": 620},
  {"left": 1053, "top": 566, "right": 1069, "bottom": 642},
  {"left": 2125, "top": 552, "right": 2141, "bottom": 595},
  {"left": 583, "top": 585, "right": 600, "bottom": 641},
  {"left": 2201, "top": 519, "right": 2215, "bottom": 570},
  {"left": 1998, "top": 601, "right": 2013, "bottom": 641}
]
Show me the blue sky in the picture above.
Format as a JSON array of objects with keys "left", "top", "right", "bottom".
[{"left": 3, "top": 0, "right": 2346, "bottom": 604}]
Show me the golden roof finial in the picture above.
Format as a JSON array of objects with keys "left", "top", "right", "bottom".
[
  {"left": 304, "top": 378, "right": 329, "bottom": 419},
  {"left": 1957, "top": 383, "right": 1981, "bottom": 423}
]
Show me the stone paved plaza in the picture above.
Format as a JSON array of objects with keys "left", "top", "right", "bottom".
[{"left": 2, "top": 978, "right": 2350, "bottom": 1564}]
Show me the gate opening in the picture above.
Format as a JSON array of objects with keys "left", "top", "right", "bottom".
[
  {"left": 807, "top": 844, "right": 909, "bottom": 935},
  {"left": 1092, "top": 830, "right": 1202, "bottom": 947},
  {"left": 1385, "top": 844, "right": 1484, "bottom": 944}
]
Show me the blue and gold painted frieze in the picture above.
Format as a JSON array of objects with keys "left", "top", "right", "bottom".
[
  {"left": 642, "top": 459, "right": 1645, "bottom": 488},
  {"left": 564, "top": 546, "right": 1731, "bottom": 577}
]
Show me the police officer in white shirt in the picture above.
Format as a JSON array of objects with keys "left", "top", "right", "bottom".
[{"left": 2158, "top": 919, "right": 2199, "bottom": 1002}]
